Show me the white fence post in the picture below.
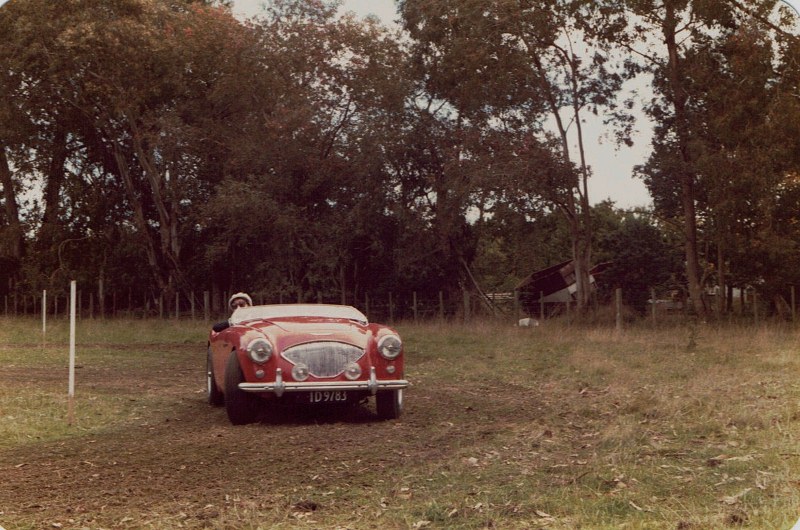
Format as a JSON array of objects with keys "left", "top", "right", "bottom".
[
  {"left": 42, "top": 289, "right": 47, "bottom": 340},
  {"left": 68, "top": 280, "right": 77, "bottom": 426}
]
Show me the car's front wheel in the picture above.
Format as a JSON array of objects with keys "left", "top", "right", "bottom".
[
  {"left": 207, "top": 349, "right": 224, "bottom": 407},
  {"left": 376, "top": 389, "right": 403, "bottom": 420},
  {"left": 224, "top": 351, "right": 259, "bottom": 425}
]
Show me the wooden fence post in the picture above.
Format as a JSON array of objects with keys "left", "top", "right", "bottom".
[
  {"left": 99, "top": 278, "right": 105, "bottom": 320},
  {"left": 42, "top": 290, "right": 47, "bottom": 341},
  {"left": 615, "top": 288, "right": 622, "bottom": 332},
  {"left": 740, "top": 288, "right": 745, "bottom": 316},
  {"left": 539, "top": 291, "right": 544, "bottom": 321},
  {"left": 753, "top": 291, "right": 759, "bottom": 325},
  {"left": 651, "top": 288, "right": 657, "bottom": 324}
]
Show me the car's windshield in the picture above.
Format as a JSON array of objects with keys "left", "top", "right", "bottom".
[{"left": 230, "top": 304, "right": 368, "bottom": 325}]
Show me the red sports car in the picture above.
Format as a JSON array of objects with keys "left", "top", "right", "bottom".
[{"left": 206, "top": 304, "right": 408, "bottom": 424}]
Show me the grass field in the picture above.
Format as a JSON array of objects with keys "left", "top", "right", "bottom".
[{"left": 0, "top": 316, "right": 798, "bottom": 529}]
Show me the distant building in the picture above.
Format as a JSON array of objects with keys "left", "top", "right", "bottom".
[{"left": 515, "top": 260, "right": 610, "bottom": 315}]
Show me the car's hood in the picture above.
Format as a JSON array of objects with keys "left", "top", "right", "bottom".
[{"left": 244, "top": 318, "right": 370, "bottom": 349}]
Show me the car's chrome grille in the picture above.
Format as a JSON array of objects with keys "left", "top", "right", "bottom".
[{"left": 282, "top": 342, "right": 365, "bottom": 378}]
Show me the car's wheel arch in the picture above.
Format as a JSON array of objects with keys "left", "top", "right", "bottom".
[
  {"left": 224, "top": 349, "right": 259, "bottom": 425},
  {"left": 207, "top": 347, "right": 225, "bottom": 406}
]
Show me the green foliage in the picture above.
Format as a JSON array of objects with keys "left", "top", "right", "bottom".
[
  {"left": 627, "top": 0, "right": 800, "bottom": 313},
  {"left": 471, "top": 206, "right": 573, "bottom": 292},
  {"left": 3, "top": 0, "right": 800, "bottom": 319},
  {"left": 597, "top": 212, "right": 684, "bottom": 312}
]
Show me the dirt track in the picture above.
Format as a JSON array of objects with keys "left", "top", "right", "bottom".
[
  {"left": 0, "top": 343, "right": 548, "bottom": 529},
  {"left": 7, "top": 330, "right": 795, "bottom": 529}
]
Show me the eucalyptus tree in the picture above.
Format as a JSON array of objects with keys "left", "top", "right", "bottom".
[
  {"left": 610, "top": 0, "right": 796, "bottom": 316},
  {"left": 398, "top": 0, "right": 630, "bottom": 311},
  {"left": 1, "top": 0, "right": 253, "bottom": 302},
  {"left": 0, "top": 0, "right": 134, "bottom": 297},
  {"left": 0, "top": 0, "right": 79, "bottom": 289},
  {"left": 691, "top": 23, "right": 788, "bottom": 310},
  {"left": 203, "top": 0, "right": 413, "bottom": 302},
  {"left": 610, "top": 0, "right": 793, "bottom": 315}
]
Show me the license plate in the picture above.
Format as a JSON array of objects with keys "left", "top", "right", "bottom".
[{"left": 308, "top": 390, "right": 348, "bottom": 403}]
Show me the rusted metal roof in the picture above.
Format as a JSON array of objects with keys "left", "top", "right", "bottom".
[{"left": 516, "top": 260, "right": 610, "bottom": 303}]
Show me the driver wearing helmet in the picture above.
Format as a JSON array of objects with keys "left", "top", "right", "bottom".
[
  {"left": 228, "top": 292, "right": 253, "bottom": 310},
  {"left": 212, "top": 292, "right": 253, "bottom": 332}
]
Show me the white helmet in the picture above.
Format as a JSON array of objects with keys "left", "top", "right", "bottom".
[{"left": 229, "top": 292, "right": 253, "bottom": 309}]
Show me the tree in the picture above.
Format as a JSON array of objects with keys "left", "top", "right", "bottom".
[
  {"left": 399, "top": 0, "right": 630, "bottom": 311},
  {"left": 203, "top": 0, "right": 413, "bottom": 302},
  {"left": 615, "top": 0, "right": 788, "bottom": 316},
  {"left": 0, "top": 0, "right": 256, "bottom": 303},
  {"left": 598, "top": 212, "right": 683, "bottom": 312}
]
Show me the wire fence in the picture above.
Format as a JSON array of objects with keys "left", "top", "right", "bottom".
[{"left": 2, "top": 282, "right": 798, "bottom": 327}]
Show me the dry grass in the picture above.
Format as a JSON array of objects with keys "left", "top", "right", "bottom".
[
  {"left": 0, "top": 316, "right": 798, "bottom": 529},
  {"left": 396, "top": 319, "right": 800, "bottom": 529}
]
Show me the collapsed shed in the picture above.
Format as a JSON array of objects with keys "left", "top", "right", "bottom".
[{"left": 516, "top": 260, "right": 610, "bottom": 316}]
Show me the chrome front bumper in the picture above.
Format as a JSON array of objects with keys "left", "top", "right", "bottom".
[{"left": 239, "top": 367, "right": 409, "bottom": 397}]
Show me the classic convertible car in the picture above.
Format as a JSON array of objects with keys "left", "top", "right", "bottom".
[{"left": 206, "top": 304, "right": 408, "bottom": 425}]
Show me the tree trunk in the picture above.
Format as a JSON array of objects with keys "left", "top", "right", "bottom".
[
  {"left": 128, "top": 117, "right": 183, "bottom": 293},
  {"left": 39, "top": 128, "right": 69, "bottom": 249},
  {"left": 571, "top": 220, "right": 593, "bottom": 310},
  {"left": 532, "top": 51, "right": 593, "bottom": 312},
  {"left": 110, "top": 138, "right": 168, "bottom": 294},
  {"left": 664, "top": 1, "right": 706, "bottom": 317},
  {"left": 0, "top": 144, "right": 24, "bottom": 261},
  {"left": 570, "top": 52, "right": 594, "bottom": 312}
]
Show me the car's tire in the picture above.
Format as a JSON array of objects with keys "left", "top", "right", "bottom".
[
  {"left": 376, "top": 389, "right": 403, "bottom": 420},
  {"left": 224, "top": 351, "right": 258, "bottom": 425},
  {"left": 207, "top": 349, "right": 224, "bottom": 407}
]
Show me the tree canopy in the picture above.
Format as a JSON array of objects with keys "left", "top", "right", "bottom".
[{"left": 2, "top": 0, "right": 800, "bottom": 318}]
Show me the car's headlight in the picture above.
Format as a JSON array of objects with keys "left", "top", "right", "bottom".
[
  {"left": 247, "top": 338, "right": 273, "bottom": 364},
  {"left": 377, "top": 334, "right": 402, "bottom": 360}
]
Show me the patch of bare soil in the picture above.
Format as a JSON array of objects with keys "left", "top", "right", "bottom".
[{"left": 0, "top": 344, "right": 553, "bottom": 529}]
